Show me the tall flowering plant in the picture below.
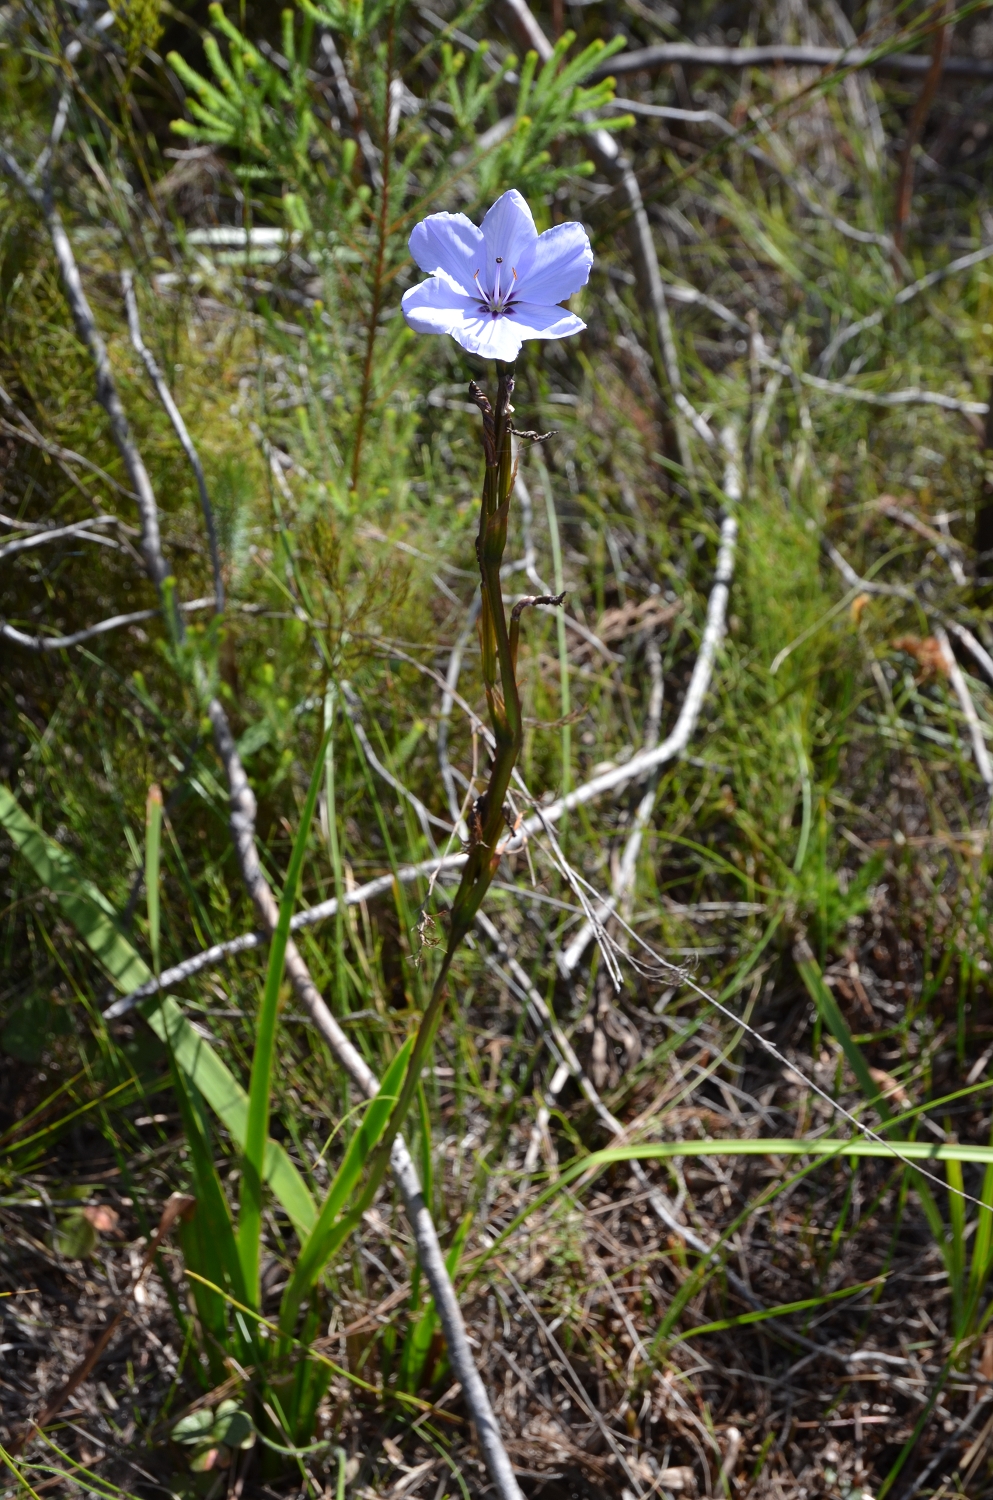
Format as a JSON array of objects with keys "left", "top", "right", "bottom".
[
  {"left": 372, "top": 190, "right": 593, "bottom": 1150},
  {"left": 256, "top": 195, "right": 592, "bottom": 1407}
]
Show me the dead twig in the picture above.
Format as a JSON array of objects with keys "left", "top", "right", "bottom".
[
  {"left": 586, "top": 40, "right": 993, "bottom": 83},
  {"left": 1, "top": 598, "right": 214, "bottom": 651},
  {"left": 819, "top": 243, "right": 993, "bottom": 374},
  {"left": 934, "top": 625, "right": 993, "bottom": 794},
  {"left": 893, "top": 0, "right": 953, "bottom": 257},
  {"left": 0, "top": 514, "right": 119, "bottom": 561},
  {"left": 121, "top": 271, "right": 225, "bottom": 612}
]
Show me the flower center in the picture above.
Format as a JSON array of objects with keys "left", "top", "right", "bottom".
[{"left": 474, "top": 261, "right": 518, "bottom": 319}]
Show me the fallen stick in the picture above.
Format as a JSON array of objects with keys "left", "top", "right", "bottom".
[
  {"left": 946, "top": 620, "right": 993, "bottom": 687},
  {"left": 935, "top": 625, "right": 993, "bottom": 793},
  {"left": 659, "top": 275, "right": 993, "bottom": 415},
  {"left": 524, "top": 510, "right": 737, "bottom": 822},
  {"left": 761, "top": 352, "right": 987, "bottom": 416},
  {"left": 122, "top": 271, "right": 225, "bottom": 611},
  {"left": 893, "top": 0, "right": 954, "bottom": 256},
  {"left": 586, "top": 41, "right": 993, "bottom": 83},
  {"left": 608, "top": 98, "right": 892, "bottom": 252},
  {"left": 0, "top": 514, "right": 119, "bottom": 561},
  {"left": 0, "top": 381, "right": 139, "bottom": 500},
  {"left": 1, "top": 599, "right": 214, "bottom": 652}
]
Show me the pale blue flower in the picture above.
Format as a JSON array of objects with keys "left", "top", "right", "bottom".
[{"left": 401, "top": 189, "right": 593, "bottom": 362}]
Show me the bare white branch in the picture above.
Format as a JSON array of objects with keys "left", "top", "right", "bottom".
[
  {"left": 526, "top": 510, "right": 737, "bottom": 824},
  {"left": 121, "top": 272, "right": 225, "bottom": 611},
  {"left": 2, "top": 597, "right": 214, "bottom": 651},
  {"left": 935, "top": 626, "right": 993, "bottom": 793},
  {"left": 609, "top": 98, "right": 892, "bottom": 251},
  {"left": 0, "top": 515, "right": 118, "bottom": 561},
  {"left": 588, "top": 41, "right": 993, "bottom": 82}
]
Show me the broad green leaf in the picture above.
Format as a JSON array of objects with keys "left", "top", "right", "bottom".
[
  {"left": 171, "top": 1050, "right": 252, "bottom": 1383},
  {"left": 190, "top": 1446, "right": 224, "bottom": 1473},
  {"left": 212, "top": 1402, "right": 255, "bottom": 1449},
  {"left": 0, "top": 783, "right": 150, "bottom": 993},
  {"left": 172, "top": 1410, "right": 215, "bottom": 1445},
  {"left": 53, "top": 1209, "right": 99, "bottom": 1260},
  {"left": 0, "top": 783, "right": 315, "bottom": 1240}
]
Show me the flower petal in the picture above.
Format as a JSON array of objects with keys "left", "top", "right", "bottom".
[
  {"left": 401, "top": 270, "right": 478, "bottom": 337},
  {"left": 480, "top": 189, "right": 538, "bottom": 291},
  {"left": 454, "top": 311, "right": 526, "bottom": 361},
  {"left": 517, "top": 221, "right": 593, "bottom": 306},
  {"left": 408, "top": 212, "right": 484, "bottom": 293},
  {"left": 505, "top": 301, "right": 586, "bottom": 341}
]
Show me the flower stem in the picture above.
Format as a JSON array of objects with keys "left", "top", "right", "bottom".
[{"left": 339, "top": 363, "right": 524, "bottom": 1208}]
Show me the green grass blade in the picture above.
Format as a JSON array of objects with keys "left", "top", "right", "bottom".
[
  {"left": 239, "top": 725, "right": 332, "bottom": 1304},
  {"left": 145, "top": 784, "right": 163, "bottom": 977},
  {"left": 0, "top": 783, "right": 316, "bottom": 1239},
  {"left": 671, "top": 1276, "right": 881, "bottom": 1344},
  {"left": 968, "top": 1116, "right": 993, "bottom": 1323},
  {"left": 947, "top": 1154, "right": 967, "bottom": 1333},
  {"left": 469, "top": 1139, "right": 993, "bottom": 1278},
  {"left": 322, "top": 687, "right": 348, "bottom": 1017},
  {"left": 538, "top": 456, "right": 572, "bottom": 806},
  {"left": 795, "top": 945, "right": 891, "bottom": 1119},
  {"left": 279, "top": 1035, "right": 415, "bottom": 1337}
]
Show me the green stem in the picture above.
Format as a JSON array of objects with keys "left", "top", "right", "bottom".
[{"left": 329, "top": 363, "right": 524, "bottom": 1223}]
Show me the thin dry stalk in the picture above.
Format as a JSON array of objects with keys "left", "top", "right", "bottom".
[{"left": 893, "top": 0, "right": 953, "bottom": 257}]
